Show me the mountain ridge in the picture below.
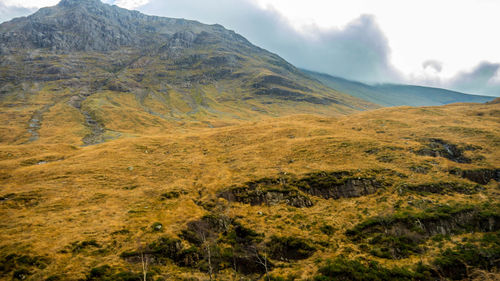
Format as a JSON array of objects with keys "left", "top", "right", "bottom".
[{"left": 302, "top": 69, "right": 495, "bottom": 106}]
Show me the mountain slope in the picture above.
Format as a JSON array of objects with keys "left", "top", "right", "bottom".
[
  {"left": 0, "top": 101, "right": 499, "bottom": 280},
  {"left": 303, "top": 69, "right": 495, "bottom": 107},
  {"left": 0, "top": 0, "right": 376, "bottom": 146}
]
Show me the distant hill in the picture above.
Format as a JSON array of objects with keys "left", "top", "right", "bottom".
[{"left": 302, "top": 69, "right": 495, "bottom": 107}]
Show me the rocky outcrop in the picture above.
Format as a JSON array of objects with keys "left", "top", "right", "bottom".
[
  {"left": 219, "top": 171, "right": 387, "bottom": 207},
  {"left": 0, "top": 0, "right": 252, "bottom": 54},
  {"left": 347, "top": 204, "right": 500, "bottom": 259},
  {"left": 349, "top": 205, "right": 500, "bottom": 239},
  {"left": 449, "top": 168, "right": 500, "bottom": 185},
  {"left": 415, "top": 138, "right": 471, "bottom": 163},
  {"left": 122, "top": 214, "right": 271, "bottom": 275},
  {"left": 219, "top": 185, "right": 313, "bottom": 208},
  {"left": 253, "top": 75, "right": 311, "bottom": 92},
  {"left": 293, "top": 172, "right": 385, "bottom": 200},
  {"left": 81, "top": 111, "right": 106, "bottom": 146}
]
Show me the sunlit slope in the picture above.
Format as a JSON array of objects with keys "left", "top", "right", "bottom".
[
  {"left": 0, "top": 0, "right": 376, "bottom": 146},
  {"left": 0, "top": 102, "right": 499, "bottom": 280}
]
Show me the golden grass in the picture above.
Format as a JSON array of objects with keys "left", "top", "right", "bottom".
[{"left": 0, "top": 101, "right": 499, "bottom": 280}]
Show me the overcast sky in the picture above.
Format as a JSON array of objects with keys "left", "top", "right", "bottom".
[{"left": 1, "top": 0, "right": 499, "bottom": 96}]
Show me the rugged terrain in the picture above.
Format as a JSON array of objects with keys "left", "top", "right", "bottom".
[
  {"left": 0, "top": 0, "right": 375, "bottom": 147},
  {"left": 1, "top": 101, "right": 499, "bottom": 280},
  {"left": 0, "top": 0, "right": 499, "bottom": 281}
]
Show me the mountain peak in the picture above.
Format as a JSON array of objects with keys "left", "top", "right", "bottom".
[{"left": 57, "top": 0, "right": 103, "bottom": 8}]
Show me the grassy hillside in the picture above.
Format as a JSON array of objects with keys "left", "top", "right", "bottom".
[
  {"left": 0, "top": 48, "right": 374, "bottom": 146},
  {"left": 0, "top": 0, "right": 376, "bottom": 148},
  {"left": 303, "top": 69, "right": 495, "bottom": 107},
  {"left": 0, "top": 101, "right": 499, "bottom": 280}
]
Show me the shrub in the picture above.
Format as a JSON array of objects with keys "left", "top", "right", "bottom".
[
  {"left": 267, "top": 236, "right": 316, "bottom": 261},
  {"left": 320, "top": 224, "right": 335, "bottom": 235},
  {"left": 313, "top": 257, "right": 434, "bottom": 281},
  {"left": 86, "top": 265, "right": 151, "bottom": 281}
]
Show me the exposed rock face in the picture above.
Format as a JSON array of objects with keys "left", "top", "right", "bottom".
[
  {"left": 415, "top": 138, "right": 471, "bottom": 163},
  {"left": 293, "top": 172, "right": 384, "bottom": 199},
  {"left": 254, "top": 87, "right": 341, "bottom": 105},
  {"left": 219, "top": 178, "right": 314, "bottom": 208},
  {"left": 0, "top": 0, "right": 181, "bottom": 52},
  {"left": 449, "top": 168, "right": 500, "bottom": 185},
  {"left": 0, "top": 0, "right": 257, "bottom": 57},
  {"left": 351, "top": 207, "right": 500, "bottom": 238},
  {"left": 219, "top": 171, "right": 386, "bottom": 207},
  {"left": 347, "top": 205, "right": 500, "bottom": 259}
]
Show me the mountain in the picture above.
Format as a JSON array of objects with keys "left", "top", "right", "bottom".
[
  {"left": 1, "top": 1, "right": 499, "bottom": 281},
  {"left": 0, "top": 0, "right": 375, "bottom": 146},
  {"left": 302, "top": 69, "right": 495, "bottom": 107}
]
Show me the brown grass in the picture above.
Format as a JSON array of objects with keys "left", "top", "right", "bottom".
[{"left": 0, "top": 101, "right": 499, "bottom": 280}]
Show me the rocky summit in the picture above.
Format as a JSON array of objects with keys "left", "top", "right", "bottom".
[{"left": 0, "top": 1, "right": 499, "bottom": 281}]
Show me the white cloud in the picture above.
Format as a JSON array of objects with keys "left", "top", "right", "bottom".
[
  {"left": 422, "top": 60, "right": 443, "bottom": 74},
  {"left": 446, "top": 62, "right": 500, "bottom": 96},
  {"left": 255, "top": 0, "right": 500, "bottom": 86},
  {"left": 140, "top": 0, "right": 400, "bottom": 83},
  {"left": 106, "top": 0, "right": 150, "bottom": 9},
  {"left": 1, "top": 0, "right": 58, "bottom": 8}
]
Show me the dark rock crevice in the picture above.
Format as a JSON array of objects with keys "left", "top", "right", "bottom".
[
  {"left": 26, "top": 103, "right": 55, "bottom": 142},
  {"left": 67, "top": 91, "right": 107, "bottom": 146},
  {"left": 293, "top": 172, "right": 385, "bottom": 200},
  {"left": 218, "top": 183, "right": 313, "bottom": 208},
  {"left": 449, "top": 168, "right": 500, "bottom": 185},
  {"left": 219, "top": 171, "right": 388, "bottom": 207},
  {"left": 81, "top": 110, "right": 106, "bottom": 145},
  {"left": 414, "top": 138, "right": 471, "bottom": 163}
]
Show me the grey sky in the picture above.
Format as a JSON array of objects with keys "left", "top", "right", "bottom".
[
  {"left": 448, "top": 62, "right": 500, "bottom": 97},
  {"left": 0, "top": 3, "right": 35, "bottom": 23}
]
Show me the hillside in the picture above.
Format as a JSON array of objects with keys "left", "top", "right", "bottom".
[
  {"left": 303, "top": 69, "right": 495, "bottom": 107},
  {"left": 0, "top": 0, "right": 376, "bottom": 147},
  {"left": 0, "top": 0, "right": 499, "bottom": 281},
  {"left": 0, "top": 101, "right": 499, "bottom": 280}
]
